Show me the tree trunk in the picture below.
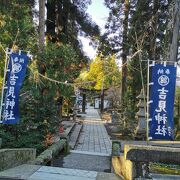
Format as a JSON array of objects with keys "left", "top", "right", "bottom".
[
  {"left": 56, "top": 0, "right": 70, "bottom": 42},
  {"left": 39, "top": 0, "right": 45, "bottom": 50},
  {"left": 168, "top": 0, "right": 180, "bottom": 62},
  {"left": 121, "top": 0, "right": 129, "bottom": 106},
  {"left": 149, "top": 0, "right": 159, "bottom": 60},
  {"left": 46, "top": 0, "right": 56, "bottom": 42},
  {"left": 62, "top": 0, "right": 70, "bottom": 37},
  {"left": 56, "top": 0, "right": 63, "bottom": 36}
]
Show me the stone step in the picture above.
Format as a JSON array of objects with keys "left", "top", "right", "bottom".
[
  {"left": 0, "top": 164, "right": 122, "bottom": 180},
  {"left": 69, "top": 124, "right": 83, "bottom": 149},
  {"left": 150, "top": 173, "right": 180, "bottom": 180},
  {"left": 52, "top": 152, "right": 111, "bottom": 172}
]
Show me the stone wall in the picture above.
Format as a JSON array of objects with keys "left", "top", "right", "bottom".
[
  {"left": 0, "top": 148, "right": 36, "bottom": 171},
  {"left": 112, "top": 141, "right": 180, "bottom": 180}
]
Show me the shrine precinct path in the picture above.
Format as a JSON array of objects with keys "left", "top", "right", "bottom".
[{"left": 72, "top": 106, "right": 112, "bottom": 156}]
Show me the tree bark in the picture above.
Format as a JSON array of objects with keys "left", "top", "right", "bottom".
[
  {"left": 121, "top": 0, "right": 129, "bottom": 106},
  {"left": 46, "top": 0, "right": 56, "bottom": 42},
  {"left": 168, "top": 0, "right": 180, "bottom": 62},
  {"left": 39, "top": 0, "right": 45, "bottom": 50},
  {"left": 56, "top": 0, "right": 63, "bottom": 36},
  {"left": 56, "top": 0, "right": 70, "bottom": 42},
  {"left": 149, "top": 0, "right": 159, "bottom": 60}
]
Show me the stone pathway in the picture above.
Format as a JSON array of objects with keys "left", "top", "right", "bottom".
[
  {"left": 53, "top": 106, "right": 113, "bottom": 173},
  {"left": 79, "top": 106, "right": 101, "bottom": 120},
  {"left": 0, "top": 107, "right": 120, "bottom": 180},
  {"left": 74, "top": 108, "right": 112, "bottom": 155},
  {"left": 73, "top": 106, "right": 112, "bottom": 155},
  {"left": 52, "top": 106, "right": 112, "bottom": 172}
]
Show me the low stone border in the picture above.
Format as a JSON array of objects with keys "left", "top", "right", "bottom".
[
  {"left": 60, "top": 123, "right": 75, "bottom": 140},
  {"left": 0, "top": 148, "right": 36, "bottom": 171},
  {"left": 30, "top": 139, "right": 67, "bottom": 165},
  {"left": 69, "top": 124, "right": 83, "bottom": 149},
  {"left": 114, "top": 140, "right": 180, "bottom": 153},
  {"left": 112, "top": 142, "right": 180, "bottom": 180}
]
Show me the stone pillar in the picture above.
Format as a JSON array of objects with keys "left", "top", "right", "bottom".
[
  {"left": 111, "top": 111, "right": 119, "bottom": 124},
  {"left": 123, "top": 108, "right": 129, "bottom": 128},
  {"left": 135, "top": 89, "right": 147, "bottom": 140}
]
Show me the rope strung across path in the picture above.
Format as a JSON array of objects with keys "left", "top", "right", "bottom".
[
  {"left": 28, "top": 66, "right": 96, "bottom": 87},
  {"left": 0, "top": 45, "right": 142, "bottom": 88},
  {"left": 28, "top": 60, "right": 129, "bottom": 87}
]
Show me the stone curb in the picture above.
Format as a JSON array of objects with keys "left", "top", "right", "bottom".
[
  {"left": 69, "top": 124, "right": 83, "bottom": 149},
  {"left": 30, "top": 139, "right": 66, "bottom": 165},
  {"left": 59, "top": 123, "right": 75, "bottom": 140}
]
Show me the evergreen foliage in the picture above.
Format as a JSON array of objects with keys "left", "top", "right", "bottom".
[
  {"left": 101, "top": 0, "right": 174, "bottom": 114},
  {"left": 0, "top": 0, "right": 99, "bottom": 153},
  {"left": 0, "top": 0, "right": 179, "bottom": 152},
  {"left": 46, "top": 0, "right": 100, "bottom": 58},
  {"left": 76, "top": 54, "right": 121, "bottom": 90}
]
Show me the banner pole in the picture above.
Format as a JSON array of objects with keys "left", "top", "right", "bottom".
[
  {"left": 0, "top": 48, "right": 10, "bottom": 122},
  {"left": 146, "top": 59, "right": 150, "bottom": 144}
]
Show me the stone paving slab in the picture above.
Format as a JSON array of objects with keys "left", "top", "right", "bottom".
[
  {"left": 0, "top": 164, "right": 122, "bottom": 180},
  {"left": 29, "top": 172, "right": 95, "bottom": 180},
  {"left": 97, "top": 172, "right": 122, "bottom": 180},
  {"left": 70, "top": 150, "right": 110, "bottom": 157},
  {"left": 0, "top": 164, "right": 41, "bottom": 179},
  {"left": 29, "top": 166, "right": 97, "bottom": 180},
  {"left": 1, "top": 164, "right": 179, "bottom": 180}
]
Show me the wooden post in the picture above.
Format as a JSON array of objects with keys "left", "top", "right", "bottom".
[
  {"left": 100, "top": 89, "right": 104, "bottom": 113},
  {"left": 0, "top": 48, "right": 9, "bottom": 122},
  {"left": 178, "top": 96, "right": 180, "bottom": 129},
  {"left": 82, "top": 93, "right": 86, "bottom": 113}
]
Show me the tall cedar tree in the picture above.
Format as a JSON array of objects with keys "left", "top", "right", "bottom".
[
  {"left": 127, "top": 0, "right": 172, "bottom": 111},
  {"left": 46, "top": 0, "right": 100, "bottom": 59},
  {"left": 101, "top": 0, "right": 173, "bottom": 115},
  {"left": 101, "top": 0, "right": 129, "bottom": 106}
]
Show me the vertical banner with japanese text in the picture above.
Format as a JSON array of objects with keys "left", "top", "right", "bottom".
[
  {"left": 2, "top": 53, "right": 29, "bottom": 124},
  {"left": 149, "top": 64, "right": 177, "bottom": 140}
]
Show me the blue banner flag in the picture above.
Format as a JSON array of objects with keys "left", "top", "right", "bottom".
[
  {"left": 2, "top": 53, "right": 29, "bottom": 124},
  {"left": 149, "top": 64, "right": 177, "bottom": 140}
]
